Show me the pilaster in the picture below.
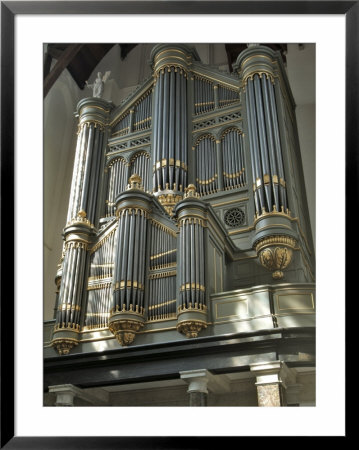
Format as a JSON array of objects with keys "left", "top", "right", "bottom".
[
  {"left": 48, "top": 384, "right": 109, "bottom": 406},
  {"left": 250, "top": 361, "right": 296, "bottom": 407},
  {"left": 180, "top": 369, "right": 210, "bottom": 406}
]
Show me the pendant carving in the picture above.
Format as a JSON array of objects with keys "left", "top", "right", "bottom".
[
  {"left": 177, "top": 320, "right": 207, "bottom": 338},
  {"left": 109, "top": 319, "right": 144, "bottom": 346},
  {"left": 254, "top": 235, "right": 297, "bottom": 279},
  {"left": 158, "top": 192, "right": 183, "bottom": 216},
  {"left": 108, "top": 306, "right": 145, "bottom": 346},
  {"left": 52, "top": 339, "right": 78, "bottom": 356}
]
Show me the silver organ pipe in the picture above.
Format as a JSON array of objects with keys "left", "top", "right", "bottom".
[
  {"left": 246, "top": 74, "right": 288, "bottom": 215},
  {"left": 153, "top": 66, "right": 188, "bottom": 192},
  {"left": 85, "top": 225, "right": 117, "bottom": 329},
  {"left": 112, "top": 112, "right": 130, "bottom": 137},
  {"left": 148, "top": 221, "right": 177, "bottom": 321},
  {"left": 194, "top": 75, "right": 215, "bottom": 115},
  {"left": 130, "top": 151, "right": 150, "bottom": 192},
  {"left": 221, "top": 128, "right": 246, "bottom": 190},
  {"left": 133, "top": 90, "right": 152, "bottom": 132},
  {"left": 195, "top": 135, "right": 218, "bottom": 196},
  {"left": 105, "top": 157, "right": 128, "bottom": 216},
  {"left": 218, "top": 85, "right": 239, "bottom": 108}
]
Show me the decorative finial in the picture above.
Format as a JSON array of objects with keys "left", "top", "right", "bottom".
[
  {"left": 127, "top": 174, "right": 143, "bottom": 190},
  {"left": 78, "top": 210, "right": 87, "bottom": 218},
  {"left": 184, "top": 184, "right": 199, "bottom": 199}
]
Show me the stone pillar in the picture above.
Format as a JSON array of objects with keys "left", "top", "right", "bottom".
[
  {"left": 49, "top": 384, "right": 77, "bottom": 406},
  {"left": 180, "top": 369, "right": 209, "bottom": 407},
  {"left": 49, "top": 384, "right": 109, "bottom": 406},
  {"left": 250, "top": 361, "right": 295, "bottom": 407}
]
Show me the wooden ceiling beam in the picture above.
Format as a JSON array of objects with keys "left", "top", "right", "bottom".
[{"left": 43, "top": 44, "right": 84, "bottom": 98}]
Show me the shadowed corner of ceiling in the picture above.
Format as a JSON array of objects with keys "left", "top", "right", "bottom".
[{"left": 43, "top": 43, "right": 139, "bottom": 98}]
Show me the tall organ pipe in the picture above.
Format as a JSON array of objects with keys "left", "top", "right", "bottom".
[
  {"left": 245, "top": 73, "right": 289, "bottom": 215},
  {"left": 261, "top": 76, "right": 280, "bottom": 210},
  {"left": 153, "top": 66, "right": 188, "bottom": 193},
  {"left": 247, "top": 79, "right": 265, "bottom": 212},
  {"left": 268, "top": 77, "right": 288, "bottom": 211},
  {"left": 253, "top": 75, "right": 272, "bottom": 210}
]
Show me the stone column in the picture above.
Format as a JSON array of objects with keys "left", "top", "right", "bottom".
[
  {"left": 250, "top": 361, "right": 295, "bottom": 407},
  {"left": 180, "top": 369, "right": 210, "bottom": 407},
  {"left": 49, "top": 384, "right": 78, "bottom": 406},
  {"left": 49, "top": 384, "right": 109, "bottom": 406}
]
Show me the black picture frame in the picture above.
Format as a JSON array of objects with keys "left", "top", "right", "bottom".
[{"left": 1, "top": 1, "right": 352, "bottom": 448}]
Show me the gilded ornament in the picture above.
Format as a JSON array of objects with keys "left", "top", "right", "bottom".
[
  {"left": 52, "top": 338, "right": 78, "bottom": 356},
  {"left": 66, "top": 210, "right": 94, "bottom": 229},
  {"left": 109, "top": 319, "right": 145, "bottom": 346},
  {"left": 254, "top": 235, "right": 297, "bottom": 279},
  {"left": 176, "top": 320, "right": 207, "bottom": 338},
  {"left": 158, "top": 193, "right": 183, "bottom": 216},
  {"left": 127, "top": 174, "right": 143, "bottom": 190},
  {"left": 108, "top": 304, "right": 146, "bottom": 346},
  {"left": 184, "top": 184, "right": 199, "bottom": 198}
]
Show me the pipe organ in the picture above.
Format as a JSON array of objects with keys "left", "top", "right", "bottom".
[{"left": 50, "top": 44, "right": 315, "bottom": 356}]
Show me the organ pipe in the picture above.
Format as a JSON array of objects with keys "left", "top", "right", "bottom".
[
  {"left": 246, "top": 74, "right": 289, "bottom": 215},
  {"left": 195, "top": 136, "right": 218, "bottom": 196},
  {"left": 153, "top": 67, "right": 188, "bottom": 193},
  {"left": 221, "top": 128, "right": 246, "bottom": 190},
  {"left": 112, "top": 207, "right": 148, "bottom": 314}
]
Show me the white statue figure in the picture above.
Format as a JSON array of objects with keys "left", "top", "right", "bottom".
[{"left": 85, "top": 71, "right": 111, "bottom": 98}]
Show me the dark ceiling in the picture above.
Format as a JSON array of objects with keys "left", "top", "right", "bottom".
[{"left": 44, "top": 43, "right": 287, "bottom": 98}]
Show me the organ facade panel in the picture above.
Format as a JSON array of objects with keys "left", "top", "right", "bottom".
[{"left": 48, "top": 44, "right": 315, "bottom": 357}]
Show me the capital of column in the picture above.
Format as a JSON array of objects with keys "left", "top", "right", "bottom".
[
  {"left": 150, "top": 44, "right": 200, "bottom": 75},
  {"left": 76, "top": 97, "right": 114, "bottom": 128},
  {"left": 250, "top": 361, "right": 295, "bottom": 389},
  {"left": 180, "top": 369, "right": 210, "bottom": 394},
  {"left": 233, "top": 45, "right": 277, "bottom": 87},
  {"left": 49, "top": 384, "right": 80, "bottom": 406},
  {"left": 49, "top": 384, "right": 109, "bottom": 406}
]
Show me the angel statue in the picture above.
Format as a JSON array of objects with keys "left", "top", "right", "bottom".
[{"left": 85, "top": 71, "right": 111, "bottom": 98}]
